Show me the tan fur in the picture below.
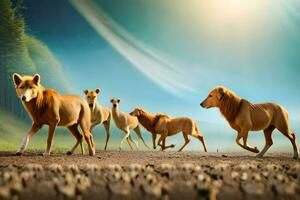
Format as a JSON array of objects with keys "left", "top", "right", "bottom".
[
  {"left": 110, "top": 99, "right": 150, "bottom": 150},
  {"left": 13, "top": 73, "right": 95, "bottom": 156},
  {"left": 84, "top": 89, "right": 111, "bottom": 150},
  {"left": 130, "top": 108, "right": 207, "bottom": 152},
  {"left": 201, "top": 86, "right": 299, "bottom": 158}
]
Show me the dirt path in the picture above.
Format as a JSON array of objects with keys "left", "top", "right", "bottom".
[
  {"left": 0, "top": 151, "right": 298, "bottom": 166},
  {"left": 0, "top": 151, "right": 299, "bottom": 200}
]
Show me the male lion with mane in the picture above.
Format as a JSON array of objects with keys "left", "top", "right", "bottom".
[{"left": 201, "top": 86, "right": 299, "bottom": 159}]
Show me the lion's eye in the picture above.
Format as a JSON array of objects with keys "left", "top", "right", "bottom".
[
  {"left": 209, "top": 94, "right": 212, "bottom": 97},
  {"left": 29, "top": 86, "right": 34, "bottom": 89},
  {"left": 19, "top": 86, "right": 25, "bottom": 89}
]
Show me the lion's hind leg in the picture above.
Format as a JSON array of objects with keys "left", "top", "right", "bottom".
[
  {"left": 103, "top": 121, "right": 110, "bottom": 151},
  {"left": 256, "top": 126, "right": 275, "bottom": 158},
  {"left": 192, "top": 124, "right": 207, "bottom": 152},
  {"left": 192, "top": 135, "right": 207, "bottom": 152},
  {"left": 67, "top": 124, "right": 84, "bottom": 155},
  {"left": 178, "top": 133, "right": 190, "bottom": 152},
  {"left": 290, "top": 133, "right": 299, "bottom": 159},
  {"left": 79, "top": 120, "right": 95, "bottom": 156},
  {"left": 276, "top": 124, "right": 299, "bottom": 159}
]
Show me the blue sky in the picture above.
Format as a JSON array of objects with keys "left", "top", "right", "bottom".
[{"left": 21, "top": 0, "right": 300, "bottom": 151}]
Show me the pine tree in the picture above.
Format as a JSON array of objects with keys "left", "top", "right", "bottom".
[
  {"left": 0, "top": 0, "right": 70, "bottom": 121},
  {"left": 0, "top": 0, "right": 35, "bottom": 120}
]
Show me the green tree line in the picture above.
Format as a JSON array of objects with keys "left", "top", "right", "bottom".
[{"left": 0, "top": 0, "right": 70, "bottom": 121}]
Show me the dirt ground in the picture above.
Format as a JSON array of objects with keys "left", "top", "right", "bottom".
[
  {"left": 1, "top": 151, "right": 298, "bottom": 166},
  {"left": 0, "top": 151, "right": 299, "bottom": 200}
]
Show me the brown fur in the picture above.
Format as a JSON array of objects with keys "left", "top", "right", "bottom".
[
  {"left": 13, "top": 73, "right": 95, "bottom": 156},
  {"left": 27, "top": 89, "right": 56, "bottom": 117},
  {"left": 201, "top": 86, "right": 299, "bottom": 159},
  {"left": 130, "top": 108, "right": 207, "bottom": 152},
  {"left": 134, "top": 109, "right": 168, "bottom": 133},
  {"left": 219, "top": 91, "right": 242, "bottom": 123}
]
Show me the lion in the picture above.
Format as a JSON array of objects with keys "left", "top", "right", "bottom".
[
  {"left": 12, "top": 73, "right": 95, "bottom": 156},
  {"left": 200, "top": 86, "right": 299, "bottom": 159},
  {"left": 110, "top": 99, "right": 150, "bottom": 150},
  {"left": 84, "top": 88, "right": 111, "bottom": 150},
  {"left": 130, "top": 108, "right": 207, "bottom": 152}
]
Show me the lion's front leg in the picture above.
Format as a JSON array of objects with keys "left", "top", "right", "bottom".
[
  {"left": 157, "top": 134, "right": 175, "bottom": 150},
  {"left": 16, "top": 123, "right": 42, "bottom": 155},
  {"left": 236, "top": 130, "right": 259, "bottom": 153},
  {"left": 43, "top": 124, "right": 57, "bottom": 156},
  {"left": 157, "top": 134, "right": 166, "bottom": 151}
]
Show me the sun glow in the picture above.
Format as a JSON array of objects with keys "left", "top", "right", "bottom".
[
  {"left": 215, "top": 0, "right": 260, "bottom": 17},
  {"left": 196, "top": 0, "right": 269, "bottom": 20},
  {"left": 185, "top": 0, "right": 270, "bottom": 43}
]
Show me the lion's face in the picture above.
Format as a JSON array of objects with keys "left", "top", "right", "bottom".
[
  {"left": 110, "top": 98, "right": 120, "bottom": 109},
  {"left": 200, "top": 86, "right": 225, "bottom": 108},
  {"left": 13, "top": 73, "right": 40, "bottom": 102},
  {"left": 84, "top": 88, "right": 100, "bottom": 109}
]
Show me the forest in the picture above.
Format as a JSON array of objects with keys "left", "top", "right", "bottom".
[{"left": 0, "top": 0, "right": 69, "bottom": 121}]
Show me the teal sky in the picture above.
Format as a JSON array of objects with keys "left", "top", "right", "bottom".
[{"left": 22, "top": 0, "right": 300, "bottom": 151}]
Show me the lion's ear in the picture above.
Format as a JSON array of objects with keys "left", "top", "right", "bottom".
[
  {"left": 95, "top": 88, "right": 101, "bottom": 94},
  {"left": 33, "top": 74, "right": 40, "bottom": 85},
  {"left": 110, "top": 99, "right": 114, "bottom": 103},
  {"left": 117, "top": 99, "right": 120, "bottom": 103},
  {"left": 217, "top": 87, "right": 224, "bottom": 99},
  {"left": 13, "top": 73, "right": 22, "bottom": 87},
  {"left": 84, "top": 89, "right": 88, "bottom": 95}
]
